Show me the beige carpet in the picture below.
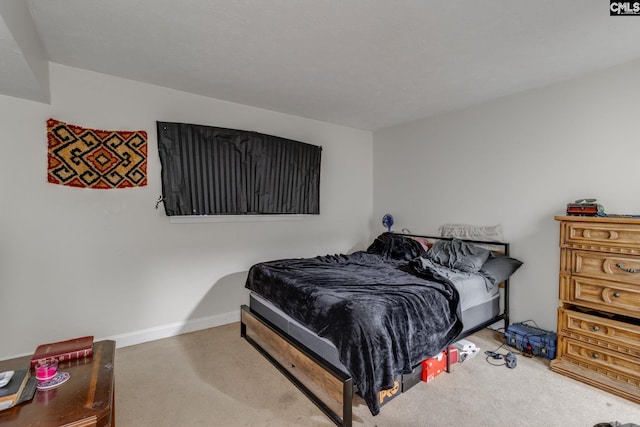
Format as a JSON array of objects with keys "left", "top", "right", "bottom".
[{"left": 115, "top": 323, "right": 640, "bottom": 427}]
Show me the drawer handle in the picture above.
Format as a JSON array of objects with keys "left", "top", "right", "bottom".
[
  {"left": 615, "top": 263, "right": 639, "bottom": 274},
  {"left": 613, "top": 292, "right": 620, "bottom": 298},
  {"left": 592, "top": 353, "right": 599, "bottom": 359},
  {"left": 592, "top": 325, "right": 600, "bottom": 332}
]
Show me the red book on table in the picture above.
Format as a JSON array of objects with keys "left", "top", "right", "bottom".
[{"left": 30, "top": 336, "right": 94, "bottom": 368}]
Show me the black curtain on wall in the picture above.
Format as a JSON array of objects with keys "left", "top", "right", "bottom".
[{"left": 157, "top": 122, "right": 322, "bottom": 216}]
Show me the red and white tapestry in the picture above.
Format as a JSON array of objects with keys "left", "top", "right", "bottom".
[{"left": 47, "top": 118, "right": 148, "bottom": 189}]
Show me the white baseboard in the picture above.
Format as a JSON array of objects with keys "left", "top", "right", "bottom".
[{"left": 103, "top": 310, "right": 241, "bottom": 349}]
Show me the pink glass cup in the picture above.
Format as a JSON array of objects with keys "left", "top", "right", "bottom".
[{"left": 35, "top": 358, "right": 58, "bottom": 382}]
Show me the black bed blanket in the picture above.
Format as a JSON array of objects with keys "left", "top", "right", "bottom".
[{"left": 245, "top": 250, "right": 463, "bottom": 416}]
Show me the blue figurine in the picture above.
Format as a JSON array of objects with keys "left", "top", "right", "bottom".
[{"left": 382, "top": 214, "right": 394, "bottom": 232}]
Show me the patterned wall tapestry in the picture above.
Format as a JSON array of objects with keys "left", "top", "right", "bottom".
[{"left": 47, "top": 118, "right": 148, "bottom": 189}]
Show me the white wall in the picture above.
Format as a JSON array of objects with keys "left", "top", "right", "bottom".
[
  {"left": 373, "top": 59, "right": 640, "bottom": 332},
  {"left": 0, "top": 63, "right": 373, "bottom": 359}
]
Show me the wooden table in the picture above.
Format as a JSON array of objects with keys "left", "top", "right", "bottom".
[{"left": 0, "top": 340, "right": 115, "bottom": 427}]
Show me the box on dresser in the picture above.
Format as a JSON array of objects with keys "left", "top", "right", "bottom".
[
  {"left": 551, "top": 216, "right": 640, "bottom": 404},
  {"left": 566, "top": 203, "right": 599, "bottom": 216}
]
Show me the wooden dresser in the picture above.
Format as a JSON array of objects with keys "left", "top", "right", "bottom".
[{"left": 551, "top": 216, "right": 640, "bottom": 404}]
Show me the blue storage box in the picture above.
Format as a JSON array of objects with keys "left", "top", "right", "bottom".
[{"left": 505, "top": 323, "right": 557, "bottom": 360}]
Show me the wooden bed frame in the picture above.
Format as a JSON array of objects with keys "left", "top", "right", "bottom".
[{"left": 240, "top": 235, "right": 512, "bottom": 427}]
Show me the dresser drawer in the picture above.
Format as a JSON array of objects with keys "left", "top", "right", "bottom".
[
  {"left": 573, "top": 250, "right": 640, "bottom": 286},
  {"left": 558, "top": 308, "right": 640, "bottom": 357},
  {"left": 561, "top": 275, "right": 640, "bottom": 318},
  {"left": 560, "top": 337, "right": 640, "bottom": 386},
  {"left": 563, "top": 221, "right": 640, "bottom": 254}
]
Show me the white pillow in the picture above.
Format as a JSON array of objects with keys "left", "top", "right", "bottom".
[{"left": 438, "top": 223, "right": 503, "bottom": 242}]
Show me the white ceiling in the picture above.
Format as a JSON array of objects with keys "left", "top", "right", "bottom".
[{"left": 2, "top": 1, "right": 640, "bottom": 131}]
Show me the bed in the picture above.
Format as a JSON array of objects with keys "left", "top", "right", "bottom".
[{"left": 240, "top": 233, "right": 522, "bottom": 426}]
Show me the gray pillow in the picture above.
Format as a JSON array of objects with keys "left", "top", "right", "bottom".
[
  {"left": 426, "top": 239, "right": 491, "bottom": 273},
  {"left": 479, "top": 254, "right": 523, "bottom": 286}
]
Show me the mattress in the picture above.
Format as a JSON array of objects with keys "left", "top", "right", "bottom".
[
  {"left": 250, "top": 292, "right": 350, "bottom": 374},
  {"left": 445, "top": 269, "right": 499, "bottom": 311},
  {"left": 249, "top": 282, "right": 500, "bottom": 375}
]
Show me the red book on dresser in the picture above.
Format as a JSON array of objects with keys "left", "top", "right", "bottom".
[{"left": 30, "top": 336, "right": 94, "bottom": 368}]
